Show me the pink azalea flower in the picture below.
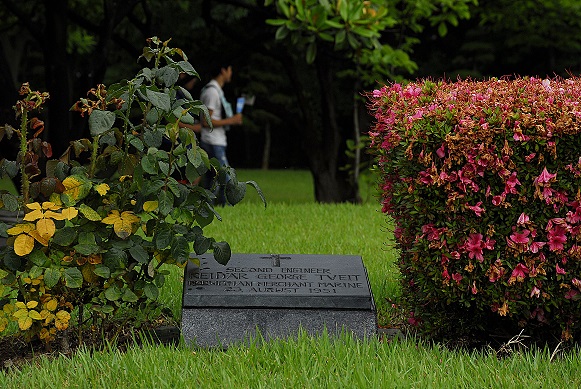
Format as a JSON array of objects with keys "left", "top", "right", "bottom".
[
  {"left": 442, "top": 268, "right": 451, "bottom": 281},
  {"left": 531, "top": 307, "right": 547, "bottom": 323},
  {"left": 534, "top": 167, "right": 557, "bottom": 185},
  {"left": 508, "top": 263, "right": 529, "bottom": 284},
  {"left": 556, "top": 263, "right": 566, "bottom": 275},
  {"left": 530, "top": 286, "right": 541, "bottom": 298},
  {"left": 513, "top": 132, "right": 530, "bottom": 141},
  {"left": 525, "top": 153, "right": 536, "bottom": 162},
  {"left": 465, "top": 233, "right": 485, "bottom": 262},
  {"left": 517, "top": 213, "right": 530, "bottom": 226},
  {"left": 466, "top": 201, "right": 485, "bottom": 217},
  {"left": 572, "top": 278, "right": 581, "bottom": 290},
  {"left": 542, "top": 186, "right": 554, "bottom": 201},
  {"left": 483, "top": 237, "right": 496, "bottom": 250},
  {"left": 418, "top": 171, "right": 433, "bottom": 185},
  {"left": 566, "top": 203, "right": 581, "bottom": 223},
  {"left": 504, "top": 172, "right": 521, "bottom": 194},
  {"left": 510, "top": 229, "right": 530, "bottom": 245},
  {"left": 471, "top": 281, "right": 478, "bottom": 294},
  {"left": 529, "top": 241, "right": 546, "bottom": 253},
  {"left": 436, "top": 144, "right": 446, "bottom": 158},
  {"left": 542, "top": 79, "right": 552, "bottom": 91},
  {"left": 452, "top": 273, "right": 463, "bottom": 285},
  {"left": 408, "top": 312, "right": 420, "bottom": 326},
  {"left": 492, "top": 194, "right": 505, "bottom": 206},
  {"left": 565, "top": 289, "right": 579, "bottom": 300},
  {"left": 548, "top": 224, "right": 567, "bottom": 251}
]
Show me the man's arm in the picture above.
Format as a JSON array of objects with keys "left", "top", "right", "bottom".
[{"left": 202, "top": 111, "right": 243, "bottom": 127}]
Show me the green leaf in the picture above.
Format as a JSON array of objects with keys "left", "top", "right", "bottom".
[
  {"left": 335, "top": 29, "right": 346, "bottom": 46},
  {"left": 1, "top": 194, "right": 19, "bottom": 212},
  {"left": 170, "top": 236, "right": 190, "bottom": 263},
  {"left": 1, "top": 160, "right": 18, "bottom": 178},
  {"left": 212, "top": 241, "right": 231, "bottom": 265},
  {"left": 141, "top": 154, "right": 158, "bottom": 175},
  {"left": 88, "top": 110, "right": 116, "bottom": 137},
  {"left": 175, "top": 60, "right": 197, "bottom": 76},
  {"left": 93, "top": 265, "right": 111, "bottom": 279},
  {"left": 194, "top": 235, "right": 212, "bottom": 255},
  {"left": 145, "top": 108, "right": 160, "bottom": 125},
  {"left": 225, "top": 180, "right": 247, "bottom": 205},
  {"left": 122, "top": 288, "right": 139, "bottom": 303},
  {"left": 3, "top": 251, "right": 22, "bottom": 272},
  {"left": 195, "top": 203, "right": 216, "bottom": 228},
  {"left": 143, "top": 179, "right": 165, "bottom": 196},
  {"left": 438, "top": 22, "right": 448, "bottom": 37},
  {"left": 158, "top": 191, "right": 174, "bottom": 216},
  {"left": 144, "top": 283, "right": 159, "bottom": 300},
  {"left": 29, "top": 250, "right": 48, "bottom": 267},
  {"left": 2, "top": 272, "right": 16, "bottom": 285},
  {"left": 245, "top": 180, "right": 267, "bottom": 207},
  {"left": 275, "top": 26, "right": 289, "bottom": 40},
  {"left": 145, "top": 89, "right": 171, "bottom": 112},
  {"left": 154, "top": 227, "right": 172, "bottom": 250},
  {"left": 105, "top": 285, "right": 122, "bottom": 301},
  {"left": 52, "top": 227, "right": 77, "bottom": 246},
  {"left": 144, "top": 128, "right": 164, "bottom": 148},
  {"left": 326, "top": 19, "right": 344, "bottom": 29},
  {"left": 156, "top": 66, "right": 179, "bottom": 87},
  {"left": 153, "top": 272, "right": 165, "bottom": 288},
  {"left": 74, "top": 243, "right": 99, "bottom": 255},
  {"left": 352, "top": 26, "right": 375, "bottom": 39},
  {"left": 266, "top": 18, "right": 287, "bottom": 26},
  {"left": 159, "top": 161, "right": 170, "bottom": 175},
  {"left": 129, "top": 136, "right": 144, "bottom": 152},
  {"left": 129, "top": 245, "right": 150, "bottom": 264},
  {"left": 103, "top": 247, "right": 128, "bottom": 269},
  {"left": 79, "top": 204, "right": 102, "bottom": 221},
  {"left": 44, "top": 268, "right": 61, "bottom": 288},
  {"left": 64, "top": 267, "right": 83, "bottom": 288},
  {"left": 93, "top": 304, "right": 115, "bottom": 314}
]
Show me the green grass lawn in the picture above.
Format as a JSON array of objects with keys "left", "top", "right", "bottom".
[{"left": 2, "top": 169, "right": 581, "bottom": 388}]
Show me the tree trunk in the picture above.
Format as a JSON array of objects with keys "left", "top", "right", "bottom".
[{"left": 307, "top": 53, "right": 359, "bottom": 203}]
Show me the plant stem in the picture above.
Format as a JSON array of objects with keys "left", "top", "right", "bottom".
[
  {"left": 89, "top": 136, "right": 99, "bottom": 178},
  {"left": 19, "top": 110, "right": 29, "bottom": 202}
]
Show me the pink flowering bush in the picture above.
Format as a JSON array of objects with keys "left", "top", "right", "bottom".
[{"left": 368, "top": 77, "right": 581, "bottom": 341}]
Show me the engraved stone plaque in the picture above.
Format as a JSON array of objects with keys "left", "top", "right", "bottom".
[{"left": 181, "top": 253, "right": 377, "bottom": 347}]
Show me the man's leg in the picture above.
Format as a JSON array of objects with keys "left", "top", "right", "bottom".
[{"left": 200, "top": 142, "right": 229, "bottom": 205}]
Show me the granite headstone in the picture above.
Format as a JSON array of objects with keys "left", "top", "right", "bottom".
[{"left": 181, "top": 253, "right": 376, "bottom": 347}]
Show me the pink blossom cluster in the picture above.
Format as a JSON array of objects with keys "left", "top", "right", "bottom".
[{"left": 368, "top": 76, "right": 581, "bottom": 339}]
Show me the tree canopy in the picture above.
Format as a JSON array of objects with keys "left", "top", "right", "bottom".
[{"left": 1, "top": 0, "right": 581, "bottom": 202}]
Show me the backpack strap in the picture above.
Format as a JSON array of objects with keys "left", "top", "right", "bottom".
[{"left": 202, "top": 83, "right": 233, "bottom": 118}]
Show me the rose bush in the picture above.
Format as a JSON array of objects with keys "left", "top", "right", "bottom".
[
  {"left": 369, "top": 77, "right": 581, "bottom": 341},
  {"left": 0, "top": 37, "right": 264, "bottom": 346}
]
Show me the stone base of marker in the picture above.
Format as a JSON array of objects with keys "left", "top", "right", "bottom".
[{"left": 181, "top": 253, "right": 377, "bottom": 348}]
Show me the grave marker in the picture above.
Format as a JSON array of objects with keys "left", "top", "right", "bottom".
[{"left": 181, "top": 253, "right": 377, "bottom": 347}]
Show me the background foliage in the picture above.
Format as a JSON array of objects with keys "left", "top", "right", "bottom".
[{"left": 2, "top": 1, "right": 579, "bottom": 202}]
